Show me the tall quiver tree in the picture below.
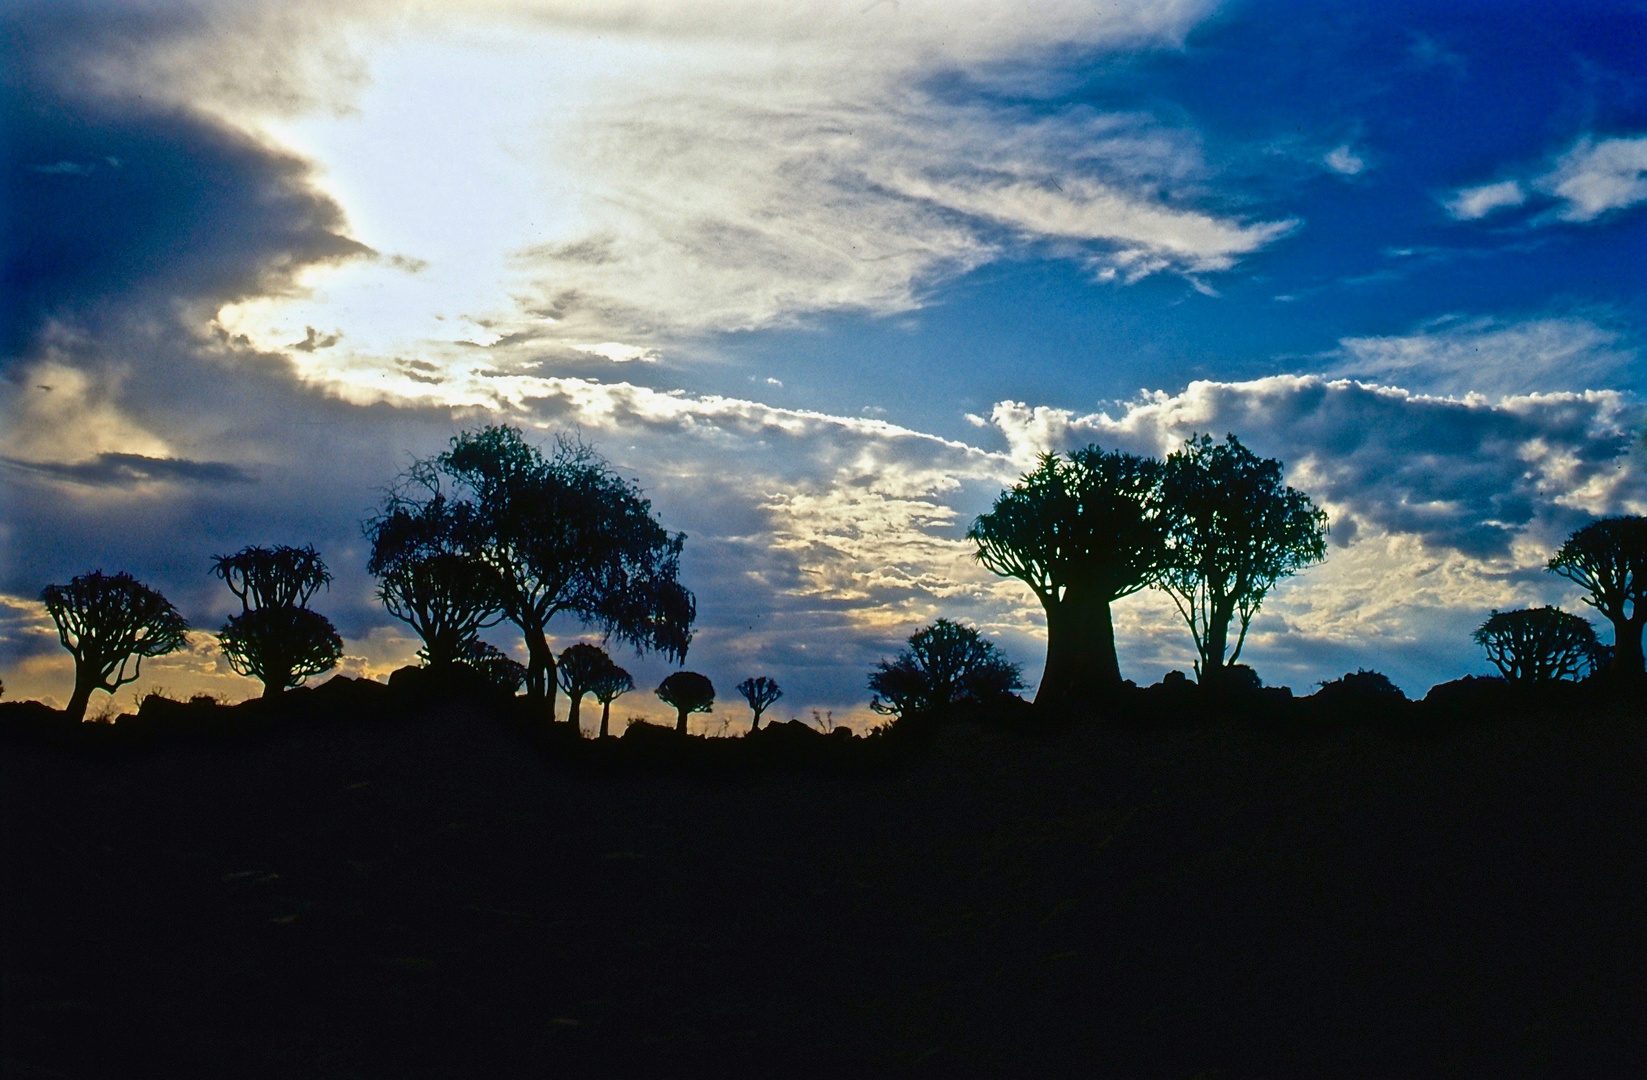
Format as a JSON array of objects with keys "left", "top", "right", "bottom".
[
  {"left": 1547, "top": 516, "right": 1647, "bottom": 681},
  {"left": 212, "top": 545, "right": 343, "bottom": 696},
  {"left": 970, "top": 447, "right": 1165, "bottom": 705},
  {"left": 365, "top": 481, "right": 504, "bottom": 669},
  {"left": 589, "top": 663, "right": 634, "bottom": 738},
  {"left": 42, "top": 571, "right": 189, "bottom": 722},
  {"left": 437, "top": 426, "right": 695, "bottom": 719},
  {"left": 1156, "top": 434, "right": 1327, "bottom": 683},
  {"left": 556, "top": 643, "right": 612, "bottom": 733}
]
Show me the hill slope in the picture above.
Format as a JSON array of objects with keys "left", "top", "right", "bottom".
[{"left": 4, "top": 698, "right": 1645, "bottom": 1077}]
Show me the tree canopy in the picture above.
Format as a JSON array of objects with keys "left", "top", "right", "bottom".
[
  {"left": 656, "top": 670, "right": 714, "bottom": 734},
  {"left": 366, "top": 489, "right": 504, "bottom": 669},
  {"left": 42, "top": 571, "right": 189, "bottom": 722},
  {"left": 1547, "top": 516, "right": 1647, "bottom": 679},
  {"left": 211, "top": 545, "right": 342, "bottom": 696},
  {"left": 557, "top": 642, "right": 613, "bottom": 732},
  {"left": 970, "top": 446, "right": 1164, "bottom": 703},
  {"left": 1473, "top": 606, "right": 1601, "bottom": 683},
  {"left": 869, "top": 618, "right": 1023, "bottom": 718},
  {"left": 433, "top": 426, "right": 695, "bottom": 716},
  {"left": 1157, "top": 434, "right": 1327, "bottom": 681},
  {"left": 588, "top": 662, "right": 634, "bottom": 739},
  {"left": 736, "top": 676, "right": 783, "bottom": 731}
]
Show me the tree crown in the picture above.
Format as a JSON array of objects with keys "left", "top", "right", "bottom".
[
  {"left": 212, "top": 545, "right": 331, "bottom": 611},
  {"left": 656, "top": 670, "right": 715, "bottom": 714},
  {"left": 42, "top": 570, "right": 189, "bottom": 690}
]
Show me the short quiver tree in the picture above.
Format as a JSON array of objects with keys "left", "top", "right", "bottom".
[
  {"left": 365, "top": 490, "right": 504, "bottom": 669},
  {"left": 656, "top": 670, "right": 714, "bottom": 734},
  {"left": 589, "top": 663, "right": 634, "bottom": 738},
  {"left": 212, "top": 545, "right": 343, "bottom": 696},
  {"left": 1546, "top": 516, "right": 1647, "bottom": 680},
  {"left": 736, "top": 676, "right": 783, "bottom": 732},
  {"left": 1157, "top": 434, "right": 1327, "bottom": 683},
  {"left": 1473, "top": 606, "right": 1601, "bottom": 683},
  {"left": 42, "top": 571, "right": 189, "bottom": 722},
  {"left": 868, "top": 618, "right": 1024, "bottom": 719},
  {"left": 556, "top": 642, "right": 613, "bottom": 732}
]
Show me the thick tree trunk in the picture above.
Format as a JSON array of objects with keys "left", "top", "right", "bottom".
[
  {"left": 566, "top": 692, "right": 583, "bottom": 733},
  {"left": 750, "top": 708, "right": 763, "bottom": 733},
  {"left": 675, "top": 707, "right": 689, "bottom": 734},
  {"left": 64, "top": 673, "right": 95, "bottom": 723},
  {"left": 522, "top": 626, "right": 558, "bottom": 720},
  {"left": 599, "top": 701, "right": 611, "bottom": 739},
  {"left": 1200, "top": 602, "right": 1233, "bottom": 681},
  {"left": 1034, "top": 587, "right": 1123, "bottom": 707},
  {"left": 1610, "top": 614, "right": 1646, "bottom": 678},
  {"left": 261, "top": 666, "right": 293, "bottom": 698}
]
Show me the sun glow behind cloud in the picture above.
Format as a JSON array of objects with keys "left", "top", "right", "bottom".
[{"left": 212, "top": 0, "right": 1292, "bottom": 404}]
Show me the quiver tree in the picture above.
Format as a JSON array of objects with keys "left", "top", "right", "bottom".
[
  {"left": 434, "top": 426, "right": 696, "bottom": 718},
  {"left": 556, "top": 642, "right": 613, "bottom": 733},
  {"left": 41, "top": 571, "right": 189, "bottom": 722},
  {"left": 656, "top": 670, "right": 715, "bottom": 734},
  {"left": 1473, "top": 606, "right": 1601, "bottom": 683},
  {"left": 218, "top": 607, "right": 344, "bottom": 696},
  {"left": 970, "top": 447, "right": 1165, "bottom": 705},
  {"left": 460, "top": 639, "right": 526, "bottom": 695},
  {"left": 211, "top": 545, "right": 343, "bottom": 696},
  {"left": 1156, "top": 434, "right": 1327, "bottom": 683},
  {"left": 366, "top": 489, "right": 504, "bottom": 669},
  {"left": 736, "top": 676, "right": 783, "bottom": 732},
  {"left": 1547, "top": 516, "right": 1647, "bottom": 680},
  {"left": 212, "top": 544, "right": 330, "bottom": 609},
  {"left": 868, "top": 618, "right": 1024, "bottom": 719},
  {"left": 589, "top": 663, "right": 634, "bottom": 738}
]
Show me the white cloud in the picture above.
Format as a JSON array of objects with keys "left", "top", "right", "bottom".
[
  {"left": 1324, "top": 145, "right": 1365, "bottom": 176},
  {"left": 180, "top": 1, "right": 1293, "bottom": 369},
  {"left": 1444, "top": 134, "right": 1647, "bottom": 223},
  {"left": 1330, "top": 315, "right": 1636, "bottom": 399},
  {"left": 1445, "top": 180, "right": 1525, "bottom": 220},
  {"left": 1535, "top": 136, "right": 1647, "bottom": 222},
  {"left": 572, "top": 342, "right": 659, "bottom": 363}
]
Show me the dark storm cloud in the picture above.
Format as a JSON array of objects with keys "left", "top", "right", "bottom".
[
  {"left": 0, "top": 452, "right": 255, "bottom": 488},
  {"left": 1, "top": 2, "right": 369, "bottom": 361}
]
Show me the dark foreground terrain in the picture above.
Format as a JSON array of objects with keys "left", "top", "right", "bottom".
[{"left": 4, "top": 683, "right": 1645, "bottom": 1078}]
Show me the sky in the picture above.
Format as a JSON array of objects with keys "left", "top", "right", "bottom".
[{"left": 3, "top": 0, "right": 1645, "bottom": 725}]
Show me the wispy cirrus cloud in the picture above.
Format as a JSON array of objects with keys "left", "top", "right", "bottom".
[
  {"left": 1327, "top": 314, "right": 1637, "bottom": 399},
  {"left": 1444, "top": 134, "right": 1647, "bottom": 224}
]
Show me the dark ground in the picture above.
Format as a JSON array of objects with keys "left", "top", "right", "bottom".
[{"left": 3, "top": 688, "right": 1645, "bottom": 1078}]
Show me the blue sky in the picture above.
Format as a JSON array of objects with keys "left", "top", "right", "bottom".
[{"left": 3, "top": 0, "right": 1644, "bottom": 720}]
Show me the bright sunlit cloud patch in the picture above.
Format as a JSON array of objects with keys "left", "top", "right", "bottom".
[{"left": 205, "top": 0, "right": 1293, "bottom": 391}]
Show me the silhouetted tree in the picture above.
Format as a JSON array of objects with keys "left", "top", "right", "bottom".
[
  {"left": 736, "top": 676, "right": 783, "bottom": 732},
  {"left": 556, "top": 642, "right": 612, "bottom": 733},
  {"left": 656, "top": 670, "right": 714, "bottom": 734},
  {"left": 435, "top": 426, "right": 695, "bottom": 718},
  {"left": 1473, "top": 606, "right": 1601, "bottom": 683},
  {"left": 41, "top": 571, "right": 189, "bottom": 722},
  {"left": 868, "top": 618, "right": 1024, "bottom": 719},
  {"left": 212, "top": 544, "right": 330, "bottom": 610},
  {"left": 1547, "top": 516, "right": 1647, "bottom": 679},
  {"left": 1157, "top": 434, "right": 1327, "bottom": 682},
  {"left": 970, "top": 446, "right": 1165, "bottom": 704},
  {"left": 589, "top": 663, "right": 634, "bottom": 738},
  {"left": 459, "top": 639, "right": 526, "bottom": 695},
  {"left": 366, "top": 489, "right": 504, "bottom": 669},
  {"left": 211, "top": 545, "right": 343, "bottom": 696}
]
